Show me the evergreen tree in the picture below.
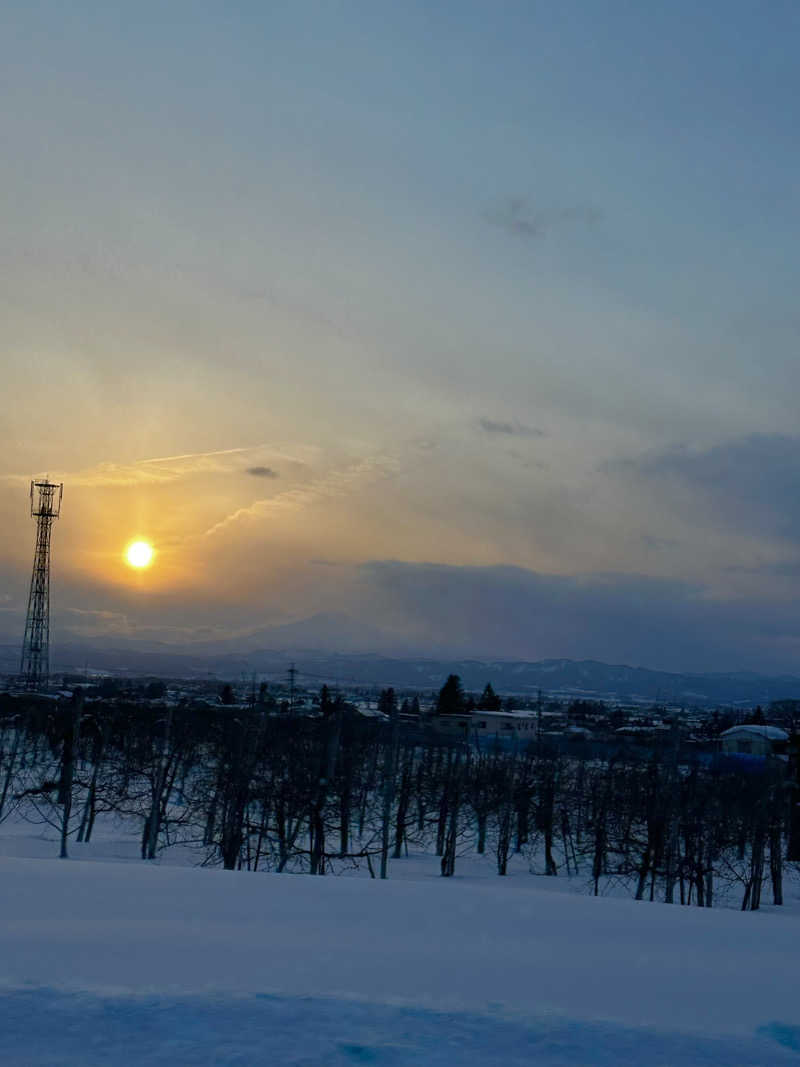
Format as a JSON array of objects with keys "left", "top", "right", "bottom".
[
  {"left": 436, "top": 674, "right": 466, "bottom": 716},
  {"left": 378, "top": 688, "right": 397, "bottom": 718},
  {"left": 319, "top": 685, "right": 334, "bottom": 717},
  {"left": 478, "top": 682, "right": 502, "bottom": 711}
]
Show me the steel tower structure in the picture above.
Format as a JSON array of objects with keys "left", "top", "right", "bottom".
[{"left": 20, "top": 479, "right": 63, "bottom": 690}]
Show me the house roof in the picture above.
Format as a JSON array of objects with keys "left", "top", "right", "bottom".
[{"left": 720, "top": 724, "right": 788, "bottom": 741}]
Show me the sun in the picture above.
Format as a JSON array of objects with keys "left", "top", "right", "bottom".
[{"left": 125, "top": 540, "right": 155, "bottom": 569}]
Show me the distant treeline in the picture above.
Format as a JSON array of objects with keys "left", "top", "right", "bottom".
[{"left": 1, "top": 685, "right": 798, "bottom": 911}]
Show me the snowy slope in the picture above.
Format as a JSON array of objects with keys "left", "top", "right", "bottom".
[{"left": 1, "top": 855, "right": 799, "bottom": 1065}]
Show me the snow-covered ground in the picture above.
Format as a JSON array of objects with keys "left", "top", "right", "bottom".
[{"left": 1, "top": 818, "right": 800, "bottom": 1065}]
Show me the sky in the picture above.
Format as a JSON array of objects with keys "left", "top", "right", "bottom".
[{"left": 3, "top": 1, "right": 800, "bottom": 673}]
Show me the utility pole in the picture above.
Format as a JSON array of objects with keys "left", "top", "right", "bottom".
[
  {"left": 288, "top": 663, "right": 296, "bottom": 715},
  {"left": 21, "top": 479, "right": 63, "bottom": 690}
]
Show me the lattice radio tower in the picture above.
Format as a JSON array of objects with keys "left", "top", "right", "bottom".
[{"left": 20, "top": 479, "right": 63, "bottom": 690}]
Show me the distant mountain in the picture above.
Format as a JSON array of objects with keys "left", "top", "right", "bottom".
[
  {"left": 229, "top": 613, "right": 433, "bottom": 656},
  {"left": 3, "top": 632, "right": 800, "bottom": 707},
  {"left": 3, "top": 611, "right": 800, "bottom": 706},
  {"left": 0, "top": 612, "right": 427, "bottom": 676},
  {"left": 251, "top": 654, "right": 799, "bottom": 708}
]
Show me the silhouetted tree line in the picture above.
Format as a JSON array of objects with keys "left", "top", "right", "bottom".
[{"left": 0, "top": 685, "right": 798, "bottom": 911}]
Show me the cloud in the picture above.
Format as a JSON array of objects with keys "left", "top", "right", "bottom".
[
  {"left": 484, "top": 198, "right": 602, "bottom": 240},
  {"left": 479, "top": 417, "right": 544, "bottom": 438},
  {"left": 725, "top": 559, "right": 800, "bottom": 578},
  {"left": 615, "top": 434, "right": 800, "bottom": 542},
  {"left": 640, "top": 534, "right": 680, "bottom": 551},
  {"left": 357, "top": 560, "right": 800, "bottom": 673},
  {"left": 0, "top": 446, "right": 311, "bottom": 492},
  {"left": 204, "top": 454, "right": 398, "bottom": 538},
  {"left": 1, "top": 446, "right": 262, "bottom": 489},
  {"left": 138, "top": 447, "right": 252, "bottom": 466},
  {"left": 62, "top": 607, "right": 133, "bottom": 636}
]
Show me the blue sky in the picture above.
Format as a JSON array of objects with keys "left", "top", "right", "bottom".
[{"left": 2, "top": 2, "right": 800, "bottom": 671}]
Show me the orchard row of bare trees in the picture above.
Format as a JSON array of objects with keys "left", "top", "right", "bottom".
[{"left": 1, "top": 689, "right": 797, "bottom": 910}]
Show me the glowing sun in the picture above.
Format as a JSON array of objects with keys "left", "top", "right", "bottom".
[{"left": 125, "top": 540, "right": 155, "bottom": 569}]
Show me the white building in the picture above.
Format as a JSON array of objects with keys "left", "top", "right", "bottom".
[
  {"left": 719, "top": 724, "right": 789, "bottom": 758},
  {"left": 432, "top": 710, "right": 540, "bottom": 739}
]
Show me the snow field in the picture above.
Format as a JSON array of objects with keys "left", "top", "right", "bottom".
[{"left": 1, "top": 851, "right": 799, "bottom": 1064}]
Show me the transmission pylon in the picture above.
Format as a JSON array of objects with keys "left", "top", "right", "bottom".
[{"left": 20, "top": 479, "right": 63, "bottom": 690}]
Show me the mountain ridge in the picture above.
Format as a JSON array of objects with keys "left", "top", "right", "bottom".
[{"left": 3, "top": 641, "right": 799, "bottom": 707}]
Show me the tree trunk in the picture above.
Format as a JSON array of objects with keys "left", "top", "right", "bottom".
[
  {"left": 59, "top": 690, "right": 83, "bottom": 859},
  {"left": 339, "top": 796, "right": 350, "bottom": 856},
  {"left": 0, "top": 727, "right": 22, "bottom": 823},
  {"left": 310, "top": 709, "right": 343, "bottom": 875},
  {"left": 770, "top": 821, "right": 783, "bottom": 906},
  {"left": 787, "top": 790, "right": 800, "bottom": 862},
  {"left": 144, "top": 707, "right": 173, "bottom": 860},
  {"left": 77, "top": 719, "right": 109, "bottom": 844},
  {"left": 440, "top": 755, "right": 462, "bottom": 878},
  {"left": 496, "top": 806, "right": 512, "bottom": 876},
  {"left": 380, "top": 713, "right": 399, "bottom": 878},
  {"left": 477, "top": 812, "right": 487, "bottom": 855}
]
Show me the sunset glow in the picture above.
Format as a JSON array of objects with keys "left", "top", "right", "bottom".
[{"left": 2, "top": 4, "right": 799, "bottom": 674}]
